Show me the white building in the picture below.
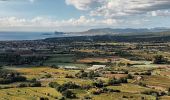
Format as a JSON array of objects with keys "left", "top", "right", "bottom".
[
  {"left": 59, "top": 65, "right": 78, "bottom": 70},
  {"left": 87, "top": 65, "right": 106, "bottom": 71}
]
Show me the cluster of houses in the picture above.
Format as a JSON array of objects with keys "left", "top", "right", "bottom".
[
  {"left": 58, "top": 64, "right": 107, "bottom": 71},
  {"left": 87, "top": 65, "right": 106, "bottom": 71}
]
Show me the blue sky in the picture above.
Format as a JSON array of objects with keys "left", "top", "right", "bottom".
[
  {"left": 0, "top": 0, "right": 170, "bottom": 32},
  {"left": 0, "top": 0, "right": 84, "bottom": 19}
]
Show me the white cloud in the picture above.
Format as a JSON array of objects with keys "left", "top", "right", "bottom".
[
  {"left": 0, "top": 16, "right": 123, "bottom": 31},
  {"left": 65, "top": 0, "right": 170, "bottom": 18},
  {"left": 0, "top": 16, "right": 152, "bottom": 32},
  {"left": 65, "top": 0, "right": 100, "bottom": 10},
  {"left": 149, "top": 10, "right": 170, "bottom": 16},
  {"left": 65, "top": 0, "right": 91, "bottom": 10}
]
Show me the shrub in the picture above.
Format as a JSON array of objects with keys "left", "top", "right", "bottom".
[
  {"left": 81, "top": 85, "right": 92, "bottom": 90},
  {"left": 30, "top": 78, "right": 37, "bottom": 82},
  {"left": 108, "top": 77, "right": 128, "bottom": 85},
  {"left": 140, "top": 71, "right": 151, "bottom": 76},
  {"left": 87, "top": 71, "right": 100, "bottom": 79},
  {"left": 75, "top": 70, "right": 87, "bottom": 78},
  {"left": 18, "top": 83, "right": 28, "bottom": 87},
  {"left": 141, "top": 90, "right": 159, "bottom": 97},
  {"left": 138, "top": 82, "right": 146, "bottom": 87},
  {"left": 49, "top": 82, "right": 60, "bottom": 88},
  {"left": 62, "top": 90, "right": 76, "bottom": 99},
  {"left": 134, "top": 73, "right": 139, "bottom": 75},
  {"left": 75, "top": 70, "right": 99, "bottom": 79},
  {"left": 109, "top": 89, "right": 120, "bottom": 93},
  {"left": 0, "top": 71, "right": 27, "bottom": 84},
  {"left": 102, "top": 88, "right": 120, "bottom": 93},
  {"left": 153, "top": 55, "right": 168, "bottom": 64},
  {"left": 65, "top": 74, "right": 74, "bottom": 78},
  {"left": 50, "top": 65, "right": 59, "bottom": 69},
  {"left": 31, "top": 81, "right": 41, "bottom": 87},
  {"left": 39, "top": 97, "right": 49, "bottom": 100},
  {"left": 63, "top": 82, "right": 80, "bottom": 89},
  {"left": 127, "top": 74, "right": 133, "bottom": 79},
  {"left": 56, "top": 82, "right": 80, "bottom": 92},
  {"left": 58, "top": 96, "right": 65, "bottom": 100},
  {"left": 91, "top": 90, "right": 100, "bottom": 95},
  {"left": 84, "top": 95, "right": 92, "bottom": 99},
  {"left": 44, "top": 74, "right": 52, "bottom": 78},
  {"left": 57, "top": 85, "right": 67, "bottom": 93},
  {"left": 92, "top": 80, "right": 104, "bottom": 88},
  {"left": 122, "top": 95, "right": 128, "bottom": 98},
  {"left": 124, "top": 70, "right": 128, "bottom": 74},
  {"left": 108, "top": 78, "right": 119, "bottom": 85},
  {"left": 0, "top": 79, "right": 12, "bottom": 84}
]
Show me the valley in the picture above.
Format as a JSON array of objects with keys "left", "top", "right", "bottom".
[{"left": 0, "top": 33, "right": 170, "bottom": 100}]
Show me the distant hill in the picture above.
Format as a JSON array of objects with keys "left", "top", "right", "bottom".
[
  {"left": 42, "top": 31, "right": 66, "bottom": 36},
  {"left": 69, "top": 28, "right": 170, "bottom": 35},
  {"left": 54, "top": 31, "right": 66, "bottom": 35},
  {"left": 44, "top": 31, "right": 170, "bottom": 43}
]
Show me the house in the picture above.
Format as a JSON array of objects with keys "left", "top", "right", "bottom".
[
  {"left": 136, "top": 76, "right": 143, "bottom": 81},
  {"left": 59, "top": 65, "right": 78, "bottom": 70},
  {"left": 87, "top": 65, "right": 106, "bottom": 71}
]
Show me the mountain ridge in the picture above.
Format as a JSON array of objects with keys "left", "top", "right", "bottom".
[{"left": 68, "top": 27, "right": 170, "bottom": 35}]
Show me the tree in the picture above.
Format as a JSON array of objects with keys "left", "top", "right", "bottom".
[
  {"left": 87, "top": 71, "right": 99, "bottom": 79},
  {"left": 127, "top": 74, "right": 133, "bottom": 79},
  {"left": 62, "top": 90, "right": 76, "bottom": 98},
  {"left": 92, "top": 80, "right": 104, "bottom": 88},
  {"left": 153, "top": 55, "right": 167, "bottom": 64},
  {"left": 108, "top": 78, "right": 119, "bottom": 85},
  {"left": 0, "top": 65, "right": 2, "bottom": 69},
  {"left": 31, "top": 81, "right": 41, "bottom": 87},
  {"left": 108, "top": 77, "right": 128, "bottom": 85},
  {"left": 30, "top": 78, "right": 37, "bottom": 83},
  {"left": 44, "top": 74, "right": 52, "bottom": 78},
  {"left": 39, "top": 97, "right": 49, "bottom": 100},
  {"left": 49, "top": 82, "right": 60, "bottom": 88},
  {"left": 18, "top": 83, "right": 28, "bottom": 87},
  {"left": 50, "top": 65, "right": 59, "bottom": 69},
  {"left": 56, "top": 82, "right": 80, "bottom": 92},
  {"left": 75, "top": 70, "right": 87, "bottom": 78}
]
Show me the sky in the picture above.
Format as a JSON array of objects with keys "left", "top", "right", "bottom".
[{"left": 0, "top": 0, "right": 170, "bottom": 32}]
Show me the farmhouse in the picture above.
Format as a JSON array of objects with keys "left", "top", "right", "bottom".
[
  {"left": 65, "top": 66, "right": 77, "bottom": 69},
  {"left": 87, "top": 65, "right": 106, "bottom": 71},
  {"left": 59, "top": 66, "right": 78, "bottom": 70}
]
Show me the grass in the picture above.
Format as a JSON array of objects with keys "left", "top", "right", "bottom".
[
  {"left": 0, "top": 87, "right": 61, "bottom": 100},
  {"left": 6, "top": 67, "right": 79, "bottom": 86},
  {"left": 71, "top": 89, "right": 88, "bottom": 99},
  {"left": 54, "top": 78, "right": 93, "bottom": 85},
  {"left": 44, "top": 54, "right": 75, "bottom": 65},
  {"left": 1, "top": 65, "right": 168, "bottom": 100},
  {"left": 107, "top": 83, "right": 153, "bottom": 93},
  {"left": 142, "top": 75, "right": 170, "bottom": 89},
  {"left": 77, "top": 57, "right": 109, "bottom": 63},
  {"left": 111, "top": 66, "right": 155, "bottom": 74},
  {"left": 45, "top": 63, "right": 88, "bottom": 68},
  {"left": 93, "top": 92, "right": 156, "bottom": 100},
  {"left": 6, "top": 66, "right": 93, "bottom": 86},
  {"left": 159, "top": 96, "right": 170, "bottom": 100},
  {"left": 43, "top": 53, "right": 89, "bottom": 68},
  {"left": 154, "top": 69, "right": 170, "bottom": 78}
]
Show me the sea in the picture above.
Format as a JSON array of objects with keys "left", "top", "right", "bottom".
[{"left": 0, "top": 32, "right": 72, "bottom": 41}]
